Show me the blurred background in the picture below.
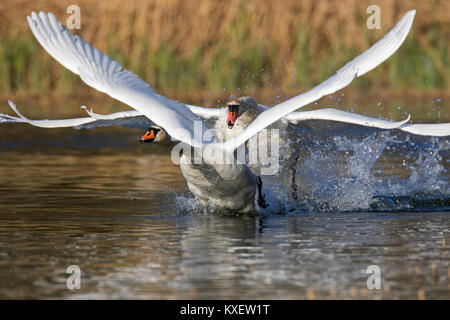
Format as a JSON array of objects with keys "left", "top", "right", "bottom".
[{"left": 0, "top": 0, "right": 448, "bottom": 119}]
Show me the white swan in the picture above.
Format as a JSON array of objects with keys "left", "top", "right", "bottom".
[{"left": 1, "top": 10, "right": 449, "bottom": 213}]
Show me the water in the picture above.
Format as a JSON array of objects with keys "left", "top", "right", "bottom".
[{"left": 0, "top": 120, "right": 448, "bottom": 299}]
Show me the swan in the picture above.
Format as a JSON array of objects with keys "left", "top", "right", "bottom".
[
  {"left": 1, "top": 10, "right": 449, "bottom": 213},
  {"left": 137, "top": 96, "right": 272, "bottom": 212}
]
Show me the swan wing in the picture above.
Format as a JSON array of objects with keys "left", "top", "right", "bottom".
[
  {"left": 187, "top": 105, "right": 221, "bottom": 119},
  {"left": 1, "top": 100, "right": 154, "bottom": 130},
  {"left": 1, "top": 100, "right": 96, "bottom": 128},
  {"left": 399, "top": 123, "right": 450, "bottom": 136},
  {"left": 284, "top": 108, "right": 410, "bottom": 129},
  {"left": 80, "top": 105, "right": 222, "bottom": 127},
  {"left": 81, "top": 105, "right": 219, "bottom": 120},
  {"left": 26, "top": 11, "right": 207, "bottom": 147},
  {"left": 218, "top": 10, "right": 416, "bottom": 152},
  {"left": 284, "top": 108, "right": 450, "bottom": 136},
  {"left": 1, "top": 101, "right": 219, "bottom": 129},
  {"left": 79, "top": 104, "right": 221, "bottom": 121}
]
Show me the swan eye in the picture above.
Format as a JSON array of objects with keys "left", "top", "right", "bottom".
[{"left": 228, "top": 104, "right": 239, "bottom": 112}]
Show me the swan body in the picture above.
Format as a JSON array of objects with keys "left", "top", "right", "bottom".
[
  {"left": 180, "top": 155, "right": 259, "bottom": 213},
  {"left": 169, "top": 96, "right": 266, "bottom": 212},
  {"left": 2, "top": 10, "right": 449, "bottom": 213}
]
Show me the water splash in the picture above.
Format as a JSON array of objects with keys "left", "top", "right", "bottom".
[
  {"left": 280, "top": 127, "right": 449, "bottom": 213},
  {"left": 176, "top": 124, "right": 449, "bottom": 215}
]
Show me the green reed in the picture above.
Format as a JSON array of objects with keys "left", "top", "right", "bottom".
[{"left": 0, "top": 26, "right": 447, "bottom": 96}]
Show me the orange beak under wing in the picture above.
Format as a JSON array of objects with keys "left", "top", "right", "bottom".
[{"left": 139, "top": 129, "right": 156, "bottom": 143}]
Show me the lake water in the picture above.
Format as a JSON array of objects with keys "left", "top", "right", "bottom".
[{"left": 0, "top": 111, "right": 449, "bottom": 299}]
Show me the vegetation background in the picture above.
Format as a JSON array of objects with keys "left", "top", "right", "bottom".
[{"left": 0, "top": 0, "right": 448, "bottom": 119}]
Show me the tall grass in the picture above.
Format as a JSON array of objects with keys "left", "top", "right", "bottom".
[{"left": 0, "top": 0, "right": 448, "bottom": 96}]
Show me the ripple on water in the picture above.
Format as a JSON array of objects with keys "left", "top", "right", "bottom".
[{"left": 0, "top": 124, "right": 448, "bottom": 299}]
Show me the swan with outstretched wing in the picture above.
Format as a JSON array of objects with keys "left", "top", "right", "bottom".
[{"left": 1, "top": 10, "right": 448, "bottom": 213}]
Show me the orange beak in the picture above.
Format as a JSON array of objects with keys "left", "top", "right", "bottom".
[
  {"left": 139, "top": 129, "right": 156, "bottom": 143},
  {"left": 227, "top": 109, "right": 238, "bottom": 129}
]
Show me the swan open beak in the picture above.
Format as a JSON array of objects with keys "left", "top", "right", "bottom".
[
  {"left": 227, "top": 105, "right": 239, "bottom": 129},
  {"left": 139, "top": 128, "right": 156, "bottom": 143}
]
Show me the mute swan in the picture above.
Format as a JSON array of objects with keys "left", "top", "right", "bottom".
[{"left": 1, "top": 10, "right": 449, "bottom": 213}]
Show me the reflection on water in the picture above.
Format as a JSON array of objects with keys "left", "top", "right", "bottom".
[{"left": 0, "top": 124, "right": 449, "bottom": 299}]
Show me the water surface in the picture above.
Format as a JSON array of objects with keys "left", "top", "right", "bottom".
[{"left": 0, "top": 114, "right": 448, "bottom": 300}]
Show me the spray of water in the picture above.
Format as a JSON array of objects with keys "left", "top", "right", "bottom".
[{"left": 175, "top": 124, "right": 449, "bottom": 214}]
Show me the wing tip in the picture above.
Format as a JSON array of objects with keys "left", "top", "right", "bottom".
[
  {"left": 405, "top": 113, "right": 411, "bottom": 122},
  {"left": 400, "top": 113, "right": 411, "bottom": 125},
  {"left": 7, "top": 99, "right": 17, "bottom": 112},
  {"left": 7, "top": 100, "right": 27, "bottom": 121},
  {"left": 402, "top": 10, "right": 416, "bottom": 32},
  {"left": 407, "top": 9, "right": 416, "bottom": 17},
  {"left": 407, "top": 9, "right": 416, "bottom": 25},
  {"left": 38, "top": 11, "right": 47, "bottom": 19}
]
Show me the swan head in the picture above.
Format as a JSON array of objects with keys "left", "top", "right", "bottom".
[
  {"left": 226, "top": 99, "right": 240, "bottom": 129},
  {"left": 138, "top": 125, "right": 166, "bottom": 143},
  {"left": 226, "top": 96, "right": 259, "bottom": 129}
]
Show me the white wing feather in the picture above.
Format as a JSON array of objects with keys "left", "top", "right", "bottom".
[
  {"left": 218, "top": 10, "right": 417, "bottom": 152},
  {"left": 78, "top": 104, "right": 221, "bottom": 120},
  {"left": 1, "top": 100, "right": 153, "bottom": 130},
  {"left": 80, "top": 106, "right": 142, "bottom": 121},
  {"left": 399, "top": 123, "right": 450, "bottom": 136},
  {"left": 27, "top": 11, "right": 207, "bottom": 147},
  {"left": 284, "top": 109, "right": 410, "bottom": 129},
  {"left": 186, "top": 105, "right": 221, "bottom": 119},
  {"left": 284, "top": 108, "right": 450, "bottom": 136},
  {"left": 1, "top": 100, "right": 95, "bottom": 128}
]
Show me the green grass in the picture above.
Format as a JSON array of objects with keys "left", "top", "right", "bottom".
[{"left": 0, "top": 28, "right": 447, "bottom": 96}]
